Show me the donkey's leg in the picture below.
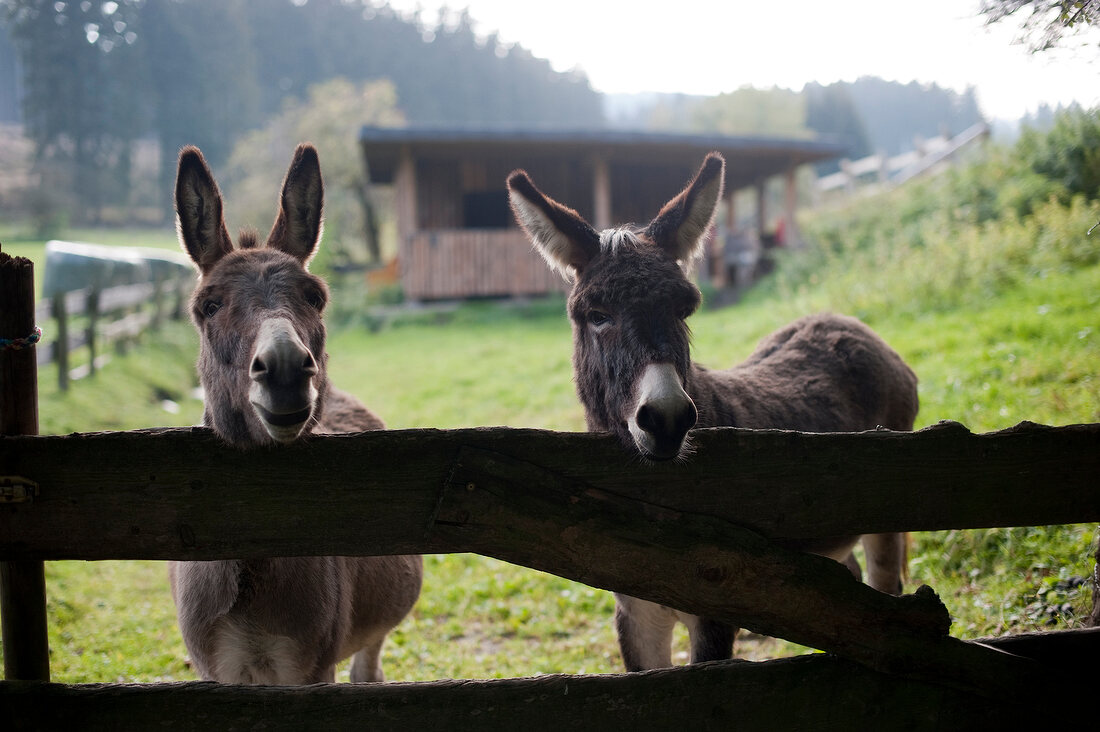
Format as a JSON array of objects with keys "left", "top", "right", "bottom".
[
  {"left": 682, "top": 615, "right": 737, "bottom": 664},
  {"left": 842, "top": 551, "right": 863, "bottom": 581},
  {"left": 306, "top": 665, "right": 337, "bottom": 684},
  {"left": 861, "top": 532, "right": 907, "bottom": 594},
  {"left": 614, "top": 594, "right": 677, "bottom": 671},
  {"left": 349, "top": 638, "right": 386, "bottom": 682}
]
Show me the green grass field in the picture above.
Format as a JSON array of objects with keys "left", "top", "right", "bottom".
[{"left": 2, "top": 166, "right": 1097, "bottom": 683}]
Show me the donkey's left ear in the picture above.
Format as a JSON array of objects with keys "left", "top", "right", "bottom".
[
  {"left": 508, "top": 169, "right": 601, "bottom": 279},
  {"left": 268, "top": 143, "right": 324, "bottom": 264},
  {"left": 646, "top": 152, "right": 725, "bottom": 264},
  {"left": 175, "top": 146, "right": 234, "bottom": 275}
]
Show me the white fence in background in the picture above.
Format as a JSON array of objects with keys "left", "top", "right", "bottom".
[{"left": 817, "top": 122, "right": 990, "bottom": 194}]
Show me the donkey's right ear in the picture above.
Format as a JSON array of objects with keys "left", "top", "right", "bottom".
[
  {"left": 175, "top": 146, "right": 233, "bottom": 274},
  {"left": 507, "top": 170, "right": 601, "bottom": 279}
]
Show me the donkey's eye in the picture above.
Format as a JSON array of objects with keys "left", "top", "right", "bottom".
[
  {"left": 587, "top": 310, "right": 611, "bottom": 328},
  {"left": 305, "top": 289, "right": 326, "bottom": 311},
  {"left": 202, "top": 300, "right": 222, "bottom": 318}
]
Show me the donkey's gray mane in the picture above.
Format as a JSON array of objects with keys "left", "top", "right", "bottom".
[{"left": 598, "top": 227, "right": 644, "bottom": 254}]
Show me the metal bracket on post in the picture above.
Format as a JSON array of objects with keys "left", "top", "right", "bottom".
[{"left": 0, "top": 476, "right": 39, "bottom": 503}]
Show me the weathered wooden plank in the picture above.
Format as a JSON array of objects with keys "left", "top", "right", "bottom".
[
  {"left": 1, "top": 649, "right": 1086, "bottom": 732},
  {"left": 1, "top": 422, "right": 1096, "bottom": 564}
]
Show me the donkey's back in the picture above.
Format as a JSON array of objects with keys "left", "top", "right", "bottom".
[
  {"left": 698, "top": 312, "right": 918, "bottom": 433},
  {"left": 316, "top": 387, "right": 386, "bottom": 433}
]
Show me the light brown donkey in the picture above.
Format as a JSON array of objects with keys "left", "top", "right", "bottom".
[
  {"left": 508, "top": 152, "right": 917, "bottom": 671},
  {"left": 169, "top": 144, "right": 421, "bottom": 684}
]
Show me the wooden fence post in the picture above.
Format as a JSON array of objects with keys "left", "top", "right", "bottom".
[
  {"left": 173, "top": 277, "right": 188, "bottom": 320},
  {"left": 52, "top": 293, "right": 69, "bottom": 392},
  {"left": 0, "top": 248, "right": 51, "bottom": 682},
  {"left": 152, "top": 273, "right": 165, "bottom": 331},
  {"left": 86, "top": 290, "right": 99, "bottom": 378},
  {"left": 1090, "top": 532, "right": 1099, "bottom": 627}
]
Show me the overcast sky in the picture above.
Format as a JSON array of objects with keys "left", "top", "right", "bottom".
[{"left": 386, "top": 0, "right": 1100, "bottom": 120}]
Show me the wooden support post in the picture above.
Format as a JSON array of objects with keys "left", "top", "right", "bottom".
[
  {"left": 592, "top": 156, "right": 611, "bottom": 231},
  {"left": 394, "top": 145, "right": 417, "bottom": 299},
  {"left": 115, "top": 300, "right": 132, "bottom": 356},
  {"left": 152, "top": 274, "right": 165, "bottom": 331},
  {"left": 0, "top": 248, "right": 50, "bottom": 682},
  {"left": 173, "top": 278, "right": 187, "bottom": 321},
  {"left": 394, "top": 145, "right": 417, "bottom": 251},
  {"left": 783, "top": 166, "right": 799, "bottom": 248},
  {"left": 711, "top": 188, "right": 737, "bottom": 288},
  {"left": 86, "top": 290, "right": 99, "bottom": 378},
  {"left": 1090, "top": 530, "right": 1100, "bottom": 627},
  {"left": 754, "top": 179, "right": 767, "bottom": 243},
  {"left": 51, "top": 294, "right": 69, "bottom": 392}
]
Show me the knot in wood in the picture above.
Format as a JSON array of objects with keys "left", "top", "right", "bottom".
[
  {"left": 178, "top": 523, "right": 196, "bottom": 548},
  {"left": 697, "top": 565, "right": 728, "bottom": 584}
]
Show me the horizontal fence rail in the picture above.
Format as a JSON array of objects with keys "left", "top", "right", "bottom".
[
  {"left": 5, "top": 639, "right": 1095, "bottom": 732},
  {"left": 3, "top": 421, "right": 1096, "bottom": 563}
]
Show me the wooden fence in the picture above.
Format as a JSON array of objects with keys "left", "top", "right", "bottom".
[
  {"left": 2, "top": 251, "right": 1098, "bottom": 729},
  {"left": 35, "top": 275, "right": 194, "bottom": 391},
  {"left": 1, "top": 425, "right": 1098, "bottom": 728},
  {"left": 816, "top": 122, "right": 991, "bottom": 195},
  {"left": 402, "top": 229, "right": 567, "bottom": 301}
]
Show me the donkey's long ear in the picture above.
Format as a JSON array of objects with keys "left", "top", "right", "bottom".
[
  {"left": 646, "top": 152, "right": 725, "bottom": 264},
  {"left": 175, "top": 146, "right": 234, "bottom": 274},
  {"left": 268, "top": 143, "right": 324, "bottom": 264},
  {"left": 507, "top": 170, "right": 601, "bottom": 279}
]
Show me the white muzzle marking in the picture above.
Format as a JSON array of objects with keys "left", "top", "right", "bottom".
[
  {"left": 249, "top": 317, "right": 318, "bottom": 443},
  {"left": 628, "top": 362, "right": 696, "bottom": 459}
]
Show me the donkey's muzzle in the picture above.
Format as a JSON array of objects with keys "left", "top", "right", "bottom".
[
  {"left": 249, "top": 317, "right": 319, "bottom": 442},
  {"left": 628, "top": 363, "right": 697, "bottom": 460}
]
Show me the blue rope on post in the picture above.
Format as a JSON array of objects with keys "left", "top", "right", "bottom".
[{"left": 0, "top": 325, "right": 43, "bottom": 351}]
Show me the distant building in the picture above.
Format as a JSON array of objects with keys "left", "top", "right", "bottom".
[{"left": 360, "top": 126, "right": 842, "bottom": 301}]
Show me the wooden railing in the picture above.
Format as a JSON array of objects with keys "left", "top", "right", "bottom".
[
  {"left": 34, "top": 275, "right": 193, "bottom": 391},
  {"left": 0, "top": 424, "right": 1097, "bottom": 728},
  {"left": 817, "top": 122, "right": 991, "bottom": 194}
]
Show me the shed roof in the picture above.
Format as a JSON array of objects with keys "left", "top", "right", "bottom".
[{"left": 359, "top": 125, "right": 845, "bottom": 190}]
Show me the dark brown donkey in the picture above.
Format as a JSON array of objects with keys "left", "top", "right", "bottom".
[
  {"left": 169, "top": 144, "right": 422, "bottom": 684},
  {"left": 507, "top": 153, "right": 918, "bottom": 671}
]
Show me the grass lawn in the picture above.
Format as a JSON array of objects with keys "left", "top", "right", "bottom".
[{"left": 2, "top": 230, "right": 1096, "bottom": 683}]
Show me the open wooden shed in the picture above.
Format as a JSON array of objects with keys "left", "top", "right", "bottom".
[{"left": 359, "top": 126, "right": 843, "bottom": 301}]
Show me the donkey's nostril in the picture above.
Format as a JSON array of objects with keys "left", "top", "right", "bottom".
[
  {"left": 250, "top": 355, "right": 268, "bottom": 381},
  {"left": 302, "top": 351, "right": 318, "bottom": 375},
  {"left": 677, "top": 400, "right": 699, "bottom": 435},
  {"left": 637, "top": 400, "right": 697, "bottom": 441},
  {"left": 636, "top": 404, "right": 660, "bottom": 435}
]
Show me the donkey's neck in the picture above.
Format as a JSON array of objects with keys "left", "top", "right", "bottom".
[
  {"left": 684, "top": 362, "right": 745, "bottom": 429},
  {"left": 203, "top": 404, "right": 257, "bottom": 445},
  {"left": 686, "top": 360, "right": 817, "bottom": 430}
]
